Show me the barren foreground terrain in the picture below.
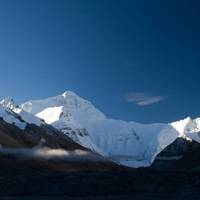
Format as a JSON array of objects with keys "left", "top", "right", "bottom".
[{"left": 0, "top": 155, "right": 199, "bottom": 200}]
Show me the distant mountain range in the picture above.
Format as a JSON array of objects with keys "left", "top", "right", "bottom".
[{"left": 0, "top": 91, "right": 199, "bottom": 169}]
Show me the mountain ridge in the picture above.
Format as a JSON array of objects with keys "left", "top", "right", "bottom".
[
  {"left": 20, "top": 91, "right": 179, "bottom": 168},
  {"left": 1, "top": 90, "right": 199, "bottom": 168}
]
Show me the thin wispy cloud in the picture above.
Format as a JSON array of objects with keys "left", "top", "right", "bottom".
[{"left": 125, "top": 92, "right": 164, "bottom": 106}]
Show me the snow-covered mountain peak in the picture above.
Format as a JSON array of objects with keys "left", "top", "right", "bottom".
[
  {"left": 171, "top": 117, "right": 191, "bottom": 136},
  {"left": 1, "top": 97, "right": 44, "bottom": 127},
  {"left": 171, "top": 117, "right": 200, "bottom": 142},
  {"left": 0, "top": 104, "right": 26, "bottom": 130},
  {"left": 62, "top": 90, "right": 78, "bottom": 98},
  {"left": 20, "top": 91, "right": 179, "bottom": 168},
  {"left": 21, "top": 91, "right": 106, "bottom": 126},
  {"left": 1, "top": 91, "right": 199, "bottom": 169},
  {"left": 0, "top": 97, "right": 19, "bottom": 110}
]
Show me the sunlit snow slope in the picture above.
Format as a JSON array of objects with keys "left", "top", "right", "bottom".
[
  {"left": 0, "top": 98, "right": 44, "bottom": 127},
  {"left": 0, "top": 105, "right": 26, "bottom": 130},
  {"left": 21, "top": 91, "right": 179, "bottom": 168},
  {"left": 171, "top": 117, "right": 200, "bottom": 143}
]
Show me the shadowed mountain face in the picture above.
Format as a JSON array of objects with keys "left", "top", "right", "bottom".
[
  {"left": 0, "top": 112, "right": 119, "bottom": 172},
  {"left": 0, "top": 118, "right": 84, "bottom": 150},
  {"left": 152, "top": 138, "right": 200, "bottom": 171}
]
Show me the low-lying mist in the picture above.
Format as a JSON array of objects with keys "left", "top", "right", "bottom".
[{"left": 0, "top": 147, "right": 107, "bottom": 162}]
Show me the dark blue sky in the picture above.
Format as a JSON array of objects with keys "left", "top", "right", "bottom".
[{"left": 0, "top": 0, "right": 199, "bottom": 123}]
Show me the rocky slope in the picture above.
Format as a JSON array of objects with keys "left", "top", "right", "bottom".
[{"left": 0, "top": 102, "right": 91, "bottom": 155}]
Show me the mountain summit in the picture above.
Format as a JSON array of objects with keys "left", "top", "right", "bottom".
[
  {"left": 171, "top": 117, "right": 200, "bottom": 143},
  {"left": 1, "top": 91, "right": 199, "bottom": 168},
  {"left": 0, "top": 97, "right": 19, "bottom": 110},
  {"left": 21, "top": 91, "right": 179, "bottom": 168}
]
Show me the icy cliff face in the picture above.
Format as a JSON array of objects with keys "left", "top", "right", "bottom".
[{"left": 21, "top": 91, "right": 179, "bottom": 167}]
